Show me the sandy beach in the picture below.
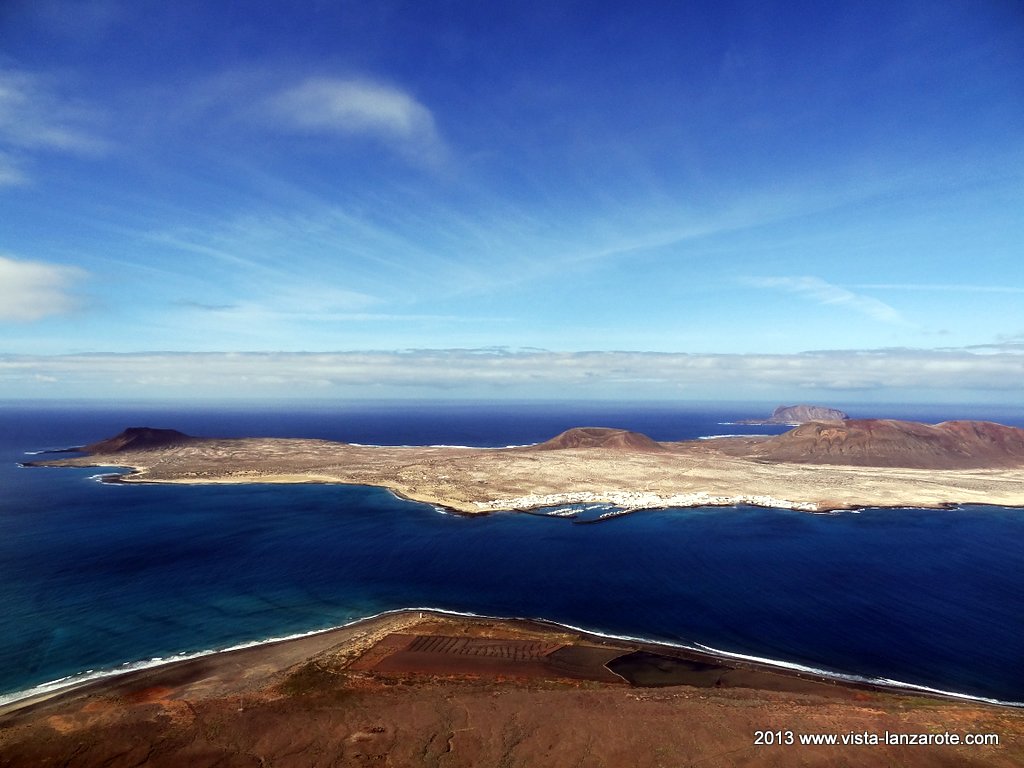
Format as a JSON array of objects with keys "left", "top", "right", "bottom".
[{"left": 2, "top": 610, "right": 1022, "bottom": 767}]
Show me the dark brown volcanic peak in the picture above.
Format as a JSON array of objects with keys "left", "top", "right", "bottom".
[
  {"left": 738, "top": 418, "right": 1024, "bottom": 469},
  {"left": 84, "top": 427, "right": 195, "bottom": 454},
  {"left": 530, "top": 427, "right": 666, "bottom": 452}
]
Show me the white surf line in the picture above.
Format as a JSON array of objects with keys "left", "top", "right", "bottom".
[
  {"left": 509, "top": 614, "right": 1024, "bottom": 709},
  {"left": 23, "top": 446, "right": 84, "bottom": 455},
  {"left": 2, "top": 606, "right": 1019, "bottom": 711},
  {"left": 0, "top": 607, "right": 489, "bottom": 710}
]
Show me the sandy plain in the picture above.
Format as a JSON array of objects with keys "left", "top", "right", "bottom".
[{"left": 2, "top": 611, "right": 1023, "bottom": 768}]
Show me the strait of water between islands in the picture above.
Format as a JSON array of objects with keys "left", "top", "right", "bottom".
[{"left": 1, "top": 401, "right": 1023, "bottom": 706}]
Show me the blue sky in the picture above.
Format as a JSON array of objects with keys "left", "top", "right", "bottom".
[{"left": 1, "top": 0, "right": 1022, "bottom": 402}]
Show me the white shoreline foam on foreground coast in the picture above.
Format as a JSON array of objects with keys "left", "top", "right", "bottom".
[
  {"left": 0, "top": 607, "right": 477, "bottom": 710},
  {"left": 684, "top": 641, "right": 1024, "bottom": 708},
  {"left": 3, "top": 607, "right": 1020, "bottom": 712}
]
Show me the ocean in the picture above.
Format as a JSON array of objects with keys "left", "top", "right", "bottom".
[{"left": 1, "top": 400, "right": 1023, "bottom": 705}]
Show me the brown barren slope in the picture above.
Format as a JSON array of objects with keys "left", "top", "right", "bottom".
[
  {"left": 529, "top": 426, "right": 667, "bottom": 452},
  {"left": 716, "top": 419, "right": 1024, "bottom": 469},
  {"left": 2, "top": 611, "right": 1022, "bottom": 768}
]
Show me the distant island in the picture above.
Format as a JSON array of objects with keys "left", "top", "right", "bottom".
[
  {"left": 739, "top": 403, "right": 849, "bottom": 425},
  {"left": 26, "top": 417, "right": 1024, "bottom": 514}
]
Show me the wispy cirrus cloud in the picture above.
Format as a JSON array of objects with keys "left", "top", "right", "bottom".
[
  {"left": 855, "top": 283, "right": 1024, "bottom": 294},
  {"left": 0, "top": 68, "right": 107, "bottom": 184},
  {"left": 0, "top": 254, "right": 86, "bottom": 322},
  {"left": 746, "top": 275, "right": 903, "bottom": 324},
  {"left": 0, "top": 69, "right": 107, "bottom": 153},
  {"left": 0, "top": 150, "right": 28, "bottom": 186},
  {"left": 267, "top": 77, "right": 446, "bottom": 165}
]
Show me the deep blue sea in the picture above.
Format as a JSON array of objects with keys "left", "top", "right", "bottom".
[{"left": 1, "top": 400, "right": 1023, "bottom": 705}]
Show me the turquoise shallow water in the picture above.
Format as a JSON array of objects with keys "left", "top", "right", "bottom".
[{"left": 1, "top": 402, "right": 1023, "bottom": 703}]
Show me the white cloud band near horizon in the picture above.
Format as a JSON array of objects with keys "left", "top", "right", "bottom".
[{"left": 1, "top": 348, "right": 1021, "bottom": 402}]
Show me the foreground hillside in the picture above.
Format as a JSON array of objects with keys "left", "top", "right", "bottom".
[{"left": 2, "top": 612, "right": 1020, "bottom": 768}]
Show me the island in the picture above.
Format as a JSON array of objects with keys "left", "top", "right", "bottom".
[
  {"left": 24, "top": 419, "right": 1024, "bottom": 514},
  {"left": 738, "top": 403, "right": 850, "bottom": 424}
]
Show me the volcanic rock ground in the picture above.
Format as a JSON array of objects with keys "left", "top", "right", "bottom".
[{"left": 2, "top": 612, "right": 1022, "bottom": 768}]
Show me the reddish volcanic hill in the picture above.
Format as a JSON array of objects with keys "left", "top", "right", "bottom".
[
  {"left": 84, "top": 427, "right": 196, "bottom": 454},
  {"left": 730, "top": 419, "right": 1024, "bottom": 469},
  {"left": 529, "top": 427, "right": 666, "bottom": 453}
]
